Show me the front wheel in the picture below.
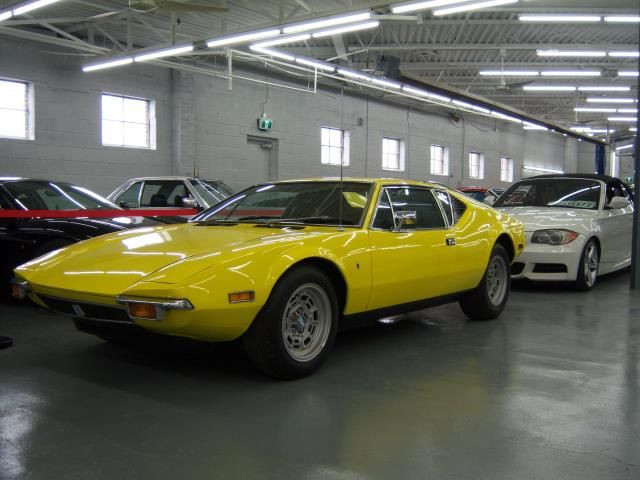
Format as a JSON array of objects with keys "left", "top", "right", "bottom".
[
  {"left": 243, "top": 266, "right": 338, "bottom": 380},
  {"left": 574, "top": 239, "right": 599, "bottom": 291},
  {"left": 459, "top": 244, "right": 511, "bottom": 321}
]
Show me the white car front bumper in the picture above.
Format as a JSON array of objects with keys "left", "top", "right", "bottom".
[{"left": 511, "top": 234, "right": 587, "bottom": 282}]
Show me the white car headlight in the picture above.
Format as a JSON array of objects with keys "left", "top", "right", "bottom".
[{"left": 531, "top": 229, "right": 579, "bottom": 245}]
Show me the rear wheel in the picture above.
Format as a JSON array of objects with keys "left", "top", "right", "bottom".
[
  {"left": 574, "top": 239, "right": 599, "bottom": 291},
  {"left": 459, "top": 244, "right": 510, "bottom": 321},
  {"left": 243, "top": 266, "right": 338, "bottom": 380}
]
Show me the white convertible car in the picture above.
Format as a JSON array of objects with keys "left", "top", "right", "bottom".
[{"left": 489, "top": 174, "right": 633, "bottom": 290}]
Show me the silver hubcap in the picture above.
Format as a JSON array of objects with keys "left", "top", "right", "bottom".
[
  {"left": 487, "top": 255, "right": 508, "bottom": 306},
  {"left": 584, "top": 242, "right": 599, "bottom": 287},
  {"left": 281, "top": 283, "right": 331, "bottom": 362}
]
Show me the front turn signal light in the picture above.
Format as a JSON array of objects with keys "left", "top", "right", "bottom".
[
  {"left": 128, "top": 302, "right": 158, "bottom": 320},
  {"left": 229, "top": 291, "right": 255, "bottom": 303}
]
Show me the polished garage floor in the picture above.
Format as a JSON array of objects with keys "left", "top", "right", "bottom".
[{"left": 1, "top": 272, "right": 638, "bottom": 480}]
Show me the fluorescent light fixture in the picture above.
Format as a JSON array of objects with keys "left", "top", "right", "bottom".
[
  {"left": 490, "top": 111, "right": 522, "bottom": 123},
  {"left": 434, "top": 0, "right": 518, "bottom": 16},
  {"left": 522, "top": 122, "right": 548, "bottom": 131},
  {"left": 370, "top": 77, "right": 401, "bottom": 89},
  {"left": 609, "top": 51, "right": 640, "bottom": 58},
  {"left": 252, "top": 33, "right": 310, "bottom": 48},
  {"left": 206, "top": 29, "right": 281, "bottom": 48},
  {"left": 249, "top": 46, "right": 295, "bottom": 61},
  {"left": 618, "top": 71, "right": 639, "bottom": 77},
  {"left": 630, "top": 127, "right": 638, "bottom": 132},
  {"left": 311, "top": 20, "right": 379, "bottom": 38},
  {"left": 616, "top": 144, "right": 634, "bottom": 150},
  {"left": 618, "top": 108, "right": 638, "bottom": 113},
  {"left": 12, "top": 0, "right": 61, "bottom": 16},
  {"left": 282, "top": 11, "right": 371, "bottom": 34},
  {"left": 337, "top": 68, "right": 371, "bottom": 82},
  {"left": 523, "top": 165, "right": 563, "bottom": 173},
  {"left": 134, "top": 44, "right": 193, "bottom": 62},
  {"left": 452, "top": 99, "right": 474, "bottom": 109},
  {"left": 540, "top": 70, "right": 600, "bottom": 77},
  {"left": 479, "top": 70, "right": 539, "bottom": 76},
  {"left": 574, "top": 107, "right": 617, "bottom": 112},
  {"left": 82, "top": 57, "right": 133, "bottom": 72},
  {"left": 577, "top": 86, "right": 630, "bottom": 92},
  {"left": 604, "top": 16, "right": 640, "bottom": 23},
  {"left": 588, "top": 129, "right": 614, "bottom": 134},
  {"left": 587, "top": 98, "right": 635, "bottom": 103},
  {"left": 537, "top": 50, "right": 606, "bottom": 57},
  {"left": 519, "top": 14, "right": 601, "bottom": 22},
  {"left": 470, "top": 105, "right": 490, "bottom": 114},
  {"left": 401, "top": 85, "right": 451, "bottom": 102},
  {"left": 294, "top": 57, "right": 335, "bottom": 72},
  {"left": 570, "top": 127, "right": 592, "bottom": 132},
  {"left": 391, "top": 0, "right": 467, "bottom": 14},
  {"left": 523, "top": 85, "right": 576, "bottom": 91},
  {"left": 608, "top": 117, "right": 638, "bottom": 122},
  {"left": 0, "top": 11, "right": 12, "bottom": 21}
]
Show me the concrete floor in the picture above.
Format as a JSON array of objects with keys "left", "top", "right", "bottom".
[{"left": 1, "top": 272, "right": 639, "bottom": 480}]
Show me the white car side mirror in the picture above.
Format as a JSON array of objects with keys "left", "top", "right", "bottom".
[
  {"left": 484, "top": 195, "right": 496, "bottom": 206},
  {"left": 608, "top": 196, "right": 629, "bottom": 209}
]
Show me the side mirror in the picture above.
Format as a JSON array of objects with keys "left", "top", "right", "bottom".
[
  {"left": 393, "top": 210, "right": 417, "bottom": 232},
  {"left": 118, "top": 201, "right": 131, "bottom": 209},
  {"left": 182, "top": 197, "right": 199, "bottom": 209},
  {"left": 608, "top": 196, "right": 629, "bottom": 209},
  {"left": 484, "top": 195, "right": 496, "bottom": 206}
]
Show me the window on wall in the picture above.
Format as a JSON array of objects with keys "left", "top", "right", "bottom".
[
  {"left": 469, "top": 152, "right": 484, "bottom": 179},
  {"left": 101, "top": 93, "right": 155, "bottom": 149},
  {"left": 382, "top": 137, "right": 404, "bottom": 171},
  {"left": 321, "top": 127, "right": 349, "bottom": 166},
  {"left": 500, "top": 156, "right": 514, "bottom": 182},
  {"left": 430, "top": 144, "right": 449, "bottom": 176},
  {"left": 0, "top": 78, "right": 33, "bottom": 140}
]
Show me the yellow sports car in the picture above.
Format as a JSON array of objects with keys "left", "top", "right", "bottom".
[{"left": 13, "top": 179, "right": 524, "bottom": 379}]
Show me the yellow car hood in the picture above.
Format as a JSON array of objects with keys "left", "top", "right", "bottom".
[{"left": 16, "top": 223, "right": 313, "bottom": 296}]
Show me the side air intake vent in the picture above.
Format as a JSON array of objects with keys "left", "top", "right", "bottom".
[{"left": 451, "top": 196, "right": 467, "bottom": 224}]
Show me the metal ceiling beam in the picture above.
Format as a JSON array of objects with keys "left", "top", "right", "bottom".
[
  {"left": 0, "top": 26, "right": 109, "bottom": 54},
  {"left": 347, "top": 43, "right": 639, "bottom": 52}
]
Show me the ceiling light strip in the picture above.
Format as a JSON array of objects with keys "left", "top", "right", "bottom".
[
  {"left": 616, "top": 144, "right": 634, "bottom": 150},
  {"left": 608, "top": 51, "right": 640, "bottom": 58},
  {"left": 282, "top": 11, "right": 371, "bottom": 34},
  {"left": 434, "top": 0, "right": 519, "bottom": 16},
  {"left": 82, "top": 57, "right": 133, "bottom": 72},
  {"left": 12, "top": 0, "right": 62, "bottom": 16},
  {"left": 577, "top": 86, "right": 630, "bottom": 92},
  {"left": 618, "top": 71, "right": 639, "bottom": 77},
  {"left": 537, "top": 50, "right": 606, "bottom": 57},
  {"left": 252, "top": 33, "right": 311, "bottom": 48},
  {"left": 540, "top": 70, "right": 601, "bottom": 77},
  {"left": 390, "top": 0, "right": 469, "bottom": 14},
  {"left": 249, "top": 46, "right": 295, "bottom": 61},
  {"left": 587, "top": 98, "right": 636, "bottom": 103},
  {"left": 479, "top": 70, "right": 539, "bottom": 76},
  {"left": 608, "top": 117, "right": 638, "bottom": 122},
  {"left": 206, "top": 29, "right": 281, "bottom": 48},
  {"left": 134, "top": 44, "right": 193, "bottom": 62},
  {"left": 574, "top": 107, "right": 617, "bottom": 112},
  {"left": 523, "top": 165, "right": 563, "bottom": 173},
  {"left": 604, "top": 16, "right": 640, "bottom": 23},
  {"left": 523, "top": 85, "right": 576, "bottom": 91},
  {"left": 519, "top": 14, "right": 601, "bottom": 22},
  {"left": 311, "top": 20, "right": 380, "bottom": 38}
]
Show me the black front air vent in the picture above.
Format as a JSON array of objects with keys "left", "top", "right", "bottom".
[
  {"left": 39, "top": 295, "right": 131, "bottom": 323},
  {"left": 533, "top": 263, "right": 568, "bottom": 273},
  {"left": 450, "top": 196, "right": 467, "bottom": 225}
]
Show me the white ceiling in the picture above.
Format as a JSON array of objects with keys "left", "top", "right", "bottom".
[{"left": 0, "top": 0, "right": 638, "bottom": 136}]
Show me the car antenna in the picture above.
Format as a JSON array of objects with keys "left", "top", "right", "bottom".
[{"left": 338, "top": 88, "right": 344, "bottom": 232}]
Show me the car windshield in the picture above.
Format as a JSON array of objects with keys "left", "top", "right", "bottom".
[
  {"left": 189, "top": 179, "right": 233, "bottom": 206},
  {"left": 5, "top": 180, "right": 120, "bottom": 210},
  {"left": 494, "top": 178, "right": 601, "bottom": 210},
  {"left": 192, "top": 181, "right": 373, "bottom": 226}
]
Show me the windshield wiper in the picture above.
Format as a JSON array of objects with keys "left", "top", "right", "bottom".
[
  {"left": 194, "top": 218, "right": 238, "bottom": 226},
  {"left": 277, "top": 216, "right": 353, "bottom": 225}
]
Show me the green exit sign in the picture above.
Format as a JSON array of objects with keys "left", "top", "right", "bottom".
[
  {"left": 257, "top": 115, "right": 273, "bottom": 131},
  {"left": 625, "top": 176, "right": 633, "bottom": 183}
]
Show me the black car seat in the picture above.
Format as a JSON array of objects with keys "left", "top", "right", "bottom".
[{"left": 149, "top": 194, "right": 167, "bottom": 207}]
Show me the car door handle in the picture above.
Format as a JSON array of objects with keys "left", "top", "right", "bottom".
[{"left": 446, "top": 238, "right": 456, "bottom": 246}]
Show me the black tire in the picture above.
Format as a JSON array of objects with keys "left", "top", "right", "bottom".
[
  {"left": 243, "top": 266, "right": 339, "bottom": 380},
  {"left": 35, "top": 238, "right": 74, "bottom": 257},
  {"left": 574, "top": 238, "right": 599, "bottom": 291},
  {"left": 459, "top": 244, "right": 511, "bottom": 321}
]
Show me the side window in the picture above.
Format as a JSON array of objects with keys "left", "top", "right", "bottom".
[
  {"left": 372, "top": 190, "right": 394, "bottom": 230},
  {"left": 141, "top": 181, "right": 187, "bottom": 207},
  {"left": 606, "top": 181, "right": 624, "bottom": 204},
  {"left": 434, "top": 190, "right": 453, "bottom": 226},
  {"left": 116, "top": 182, "right": 142, "bottom": 207},
  {"left": 387, "top": 187, "right": 446, "bottom": 230}
]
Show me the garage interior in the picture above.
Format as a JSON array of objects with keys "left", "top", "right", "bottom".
[{"left": 0, "top": 0, "right": 639, "bottom": 478}]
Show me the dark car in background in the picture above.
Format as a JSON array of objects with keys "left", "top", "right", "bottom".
[
  {"left": 0, "top": 177, "right": 172, "bottom": 298},
  {"left": 107, "top": 176, "right": 233, "bottom": 211}
]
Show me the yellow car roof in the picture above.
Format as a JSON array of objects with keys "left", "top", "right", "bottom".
[{"left": 271, "top": 177, "right": 447, "bottom": 189}]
